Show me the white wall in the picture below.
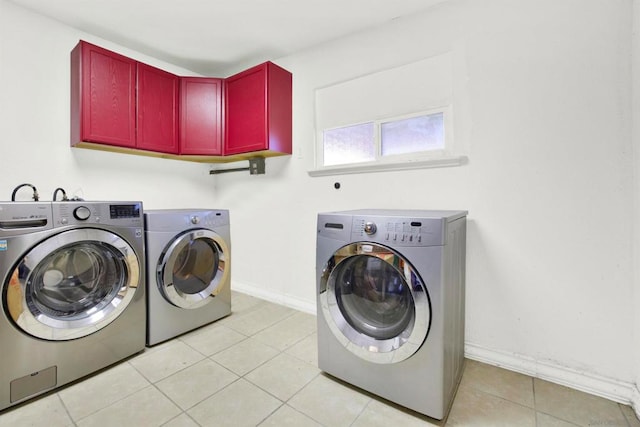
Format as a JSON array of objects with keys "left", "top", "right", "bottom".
[
  {"left": 218, "top": 0, "right": 638, "bottom": 404},
  {"left": 1, "top": 0, "right": 638, "bottom": 410},
  {"left": 632, "top": 0, "right": 640, "bottom": 415},
  {"left": 0, "top": 0, "right": 213, "bottom": 207}
]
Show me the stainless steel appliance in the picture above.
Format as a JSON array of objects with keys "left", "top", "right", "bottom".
[
  {"left": 0, "top": 201, "right": 145, "bottom": 411},
  {"left": 144, "top": 209, "right": 231, "bottom": 346},
  {"left": 316, "top": 209, "right": 467, "bottom": 420}
]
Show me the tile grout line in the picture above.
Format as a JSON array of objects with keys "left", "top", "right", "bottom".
[
  {"left": 131, "top": 344, "right": 214, "bottom": 420},
  {"left": 159, "top": 411, "right": 200, "bottom": 427},
  {"left": 349, "top": 399, "right": 375, "bottom": 427},
  {"left": 229, "top": 296, "right": 361, "bottom": 426},
  {"left": 54, "top": 393, "right": 76, "bottom": 426},
  {"left": 178, "top": 328, "right": 251, "bottom": 358},
  {"left": 209, "top": 345, "right": 280, "bottom": 379},
  {"left": 460, "top": 381, "right": 536, "bottom": 412},
  {"left": 147, "top": 355, "right": 245, "bottom": 415},
  {"left": 62, "top": 360, "right": 152, "bottom": 424},
  {"left": 283, "top": 374, "right": 330, "bottom": 427},
  {"left": 254, "top": 401, "right": 287, "bottom": 427},
  {"left": 130, "top": 344, "right": 208, "bottom": 384},
  {"left": 132, "top": 299, "right": 313, "bottom": 424},
  {"left": 237, "top": 335, "right": 322, "bottom": 405}
]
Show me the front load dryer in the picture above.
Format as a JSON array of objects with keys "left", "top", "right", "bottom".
[
  {"left": 316, "top": 209, "right": 467, "bottom": 420},
  {"left": 144, "top": 209, "right": 231, "bottom": 346},
  {"left": 0, "top": 201, "right": 146, "bottom": 412}
]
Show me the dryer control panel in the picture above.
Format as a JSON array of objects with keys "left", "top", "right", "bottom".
[
  {"left": 318, "top": 210, "right": 467, "bottom": 247},
  {"left": 351, "top": 216, "right": 446, "bottom": 247},
  {"left": 144, "top": 209, "right": 230, "bottom": 232}
]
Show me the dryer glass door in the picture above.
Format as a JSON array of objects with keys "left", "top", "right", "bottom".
[
  {"left": 157, "top": 229, "right": 229, "bottom": 309},
  {"left": 319, "top": 242, "right": 431, "bottom": 364},
  {"left": 5, "top": 228, "right": 140, "bottom": 340}
]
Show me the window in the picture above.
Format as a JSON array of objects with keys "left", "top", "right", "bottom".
[
  {"left": 380, "top": 112, "right": 444, "bottom": 156},
  {"left": 318, "top": 109, "right": 451, "bottom": 170},
  {"left": 310, "top": 52, "right": 466, "bottom": 176},
  {"left": 323, "top": 122, "right": 375, "bottom": 166}
]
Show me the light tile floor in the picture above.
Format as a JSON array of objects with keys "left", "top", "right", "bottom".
[{"left": 1, "top": 291, "right": 639, "bottom": 427}]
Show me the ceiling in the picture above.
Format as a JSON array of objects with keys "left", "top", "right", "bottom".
[{"left": 8, "top": 0, "right": 448, "bottom": 75}]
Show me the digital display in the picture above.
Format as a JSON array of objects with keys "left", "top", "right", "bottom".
[{"left": 110, "top": 204, "right": 141, "bottom": 219}]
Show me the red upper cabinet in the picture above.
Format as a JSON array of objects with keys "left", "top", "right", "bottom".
[
  {"left": 71, "top": 40, "right": 293, "bottom": 162},
  {"left": 71, "top": 41, "right": 136, "bottom": 148},
  {"left": 136, "top": 63, "right": 180, "bottom": 154},
  {"left": 224, "top": 62, "right": 292, "bottom": 156},
  {"left": 180, "top": 77, "right": 223, "bottom": 155}
]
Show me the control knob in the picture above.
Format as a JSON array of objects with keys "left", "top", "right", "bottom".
[
  {"left": 73, "top": 206, "right": 91, "bottom": 221},
  {"left": 363, "top": 221, "right": 377, "bottom": 235}
]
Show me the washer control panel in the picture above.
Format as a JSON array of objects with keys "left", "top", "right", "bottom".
[
  {"left": 52, "top": 201, "right": 143, "bottom": 227},
  {"left": 0, "top": 202, "right": 53, "bottom": 235},
  {"left": 73, "top": 206, "right": 91, "bottom": 221}
]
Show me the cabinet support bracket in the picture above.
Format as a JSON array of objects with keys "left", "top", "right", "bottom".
[{"left": 209, "top": 157, "right": 265, "bottom": 175}]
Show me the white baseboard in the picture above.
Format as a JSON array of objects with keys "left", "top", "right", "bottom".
[
  {"left": 465, "top": 342, "right": 635, "bottom": 406},
  {"left": 231, "top": 281, "right": 316, "bottom": 315}
]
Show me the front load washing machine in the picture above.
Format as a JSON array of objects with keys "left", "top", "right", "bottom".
[
  {"left": 0, "top": 201, "right": 146, "bottom": 412},
  {"left": 316, "top": 209, "right": 467, "bottom": 420},
  {"left": 144, "top": 209, "right": 231, "bottom": 346}
]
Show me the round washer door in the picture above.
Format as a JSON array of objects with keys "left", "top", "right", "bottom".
[
  {"left": 5, "top": 228, "right": 141, "bottom": 341},
  {"left": 319, "top": 242, "right": 431, "bottom": 364},
  {"left": 157, "top": 229, "right": 229, "bottom": 309}
]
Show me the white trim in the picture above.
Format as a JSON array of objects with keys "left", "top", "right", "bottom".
[
  {"left": 308, "top": 155, "right": 467, "bottom": 177},
  {"left": 465, "top": 341, "right": 635, "bottom": 405},
  {"left": 231, "top": 280, "right": 316, "bottom": 315}
]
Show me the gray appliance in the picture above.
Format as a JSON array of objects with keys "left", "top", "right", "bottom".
[
  {"left": 0, "top": 201, "right": 146, "bottom": 411},
  {"left": 144, "top": 209, "right": 231, "bottom": 346},
  {"left": 316, "top": 209, "right": 467, "bottom": 420}
]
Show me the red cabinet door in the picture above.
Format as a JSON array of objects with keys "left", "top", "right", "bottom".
[
  {"left": 180, "top": 77, "right": 223, "bottom": 155},
  {"left": 137, "top": 63, "right": 180, "bottom": 154},
  {"left": 71, "top": 41, "right": 136, "bottom": 148},
  {"left": 224, "top": 62, "right": 292, "bottom": 156}
]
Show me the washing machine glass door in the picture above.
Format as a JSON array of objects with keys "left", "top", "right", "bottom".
[
  {"left": 320, "top": 242, "right": 431, "bottom": 364},
  {"left": 5, "top": 228, "right": 140, "bottom": 340},
  {"left": 157, "top": 229, "right": 229, "bottom": 309}
]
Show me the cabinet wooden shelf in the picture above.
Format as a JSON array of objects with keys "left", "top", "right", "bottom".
[{"left": 72, "top": 141, "right": 286, "bottom": 163}]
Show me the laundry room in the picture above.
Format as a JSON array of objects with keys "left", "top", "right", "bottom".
[{"left": 0, "top": 0, "right": 639, "bottom": 426}]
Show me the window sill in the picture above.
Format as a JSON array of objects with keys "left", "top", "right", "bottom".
[{"left": 307, "top": 155, "right": 468, "bottom": 177}]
